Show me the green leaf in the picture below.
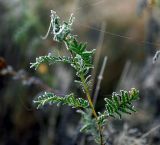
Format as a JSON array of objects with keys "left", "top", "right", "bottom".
[
  {"left": 104, "top": 88, "right": 139, "bottom": 119},
  {"left": 30, "top": 53, "right": 72, "bottom": 69},
  {"left": 97, "top": 112, "right": 107, "bottom": 126},
  {"left": 33, "top": 92, "right": 89, "bottom": 109}
]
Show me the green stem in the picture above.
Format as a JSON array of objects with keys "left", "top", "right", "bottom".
[
  {"left": 80, "top": 74, "right": 97, "bottom": 118},
  {"left": 80, "top": 74, "right": 104, "bottom": 145}
]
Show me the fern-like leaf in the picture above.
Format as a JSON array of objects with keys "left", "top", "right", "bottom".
[
  {"left": 104, "top": 88, "right": 139, "bottom": 119},
  {"left": 66, "top": 38, "right": 95, "bottom": 67},
  {"left": 97, "top": 112, "right": 107, "bottom": 127},
  {"left": 30, "top": 53, "right": 72, "bottom": 69},
  {"left": 33, "top": 92, "right": 89, "bottom": 109}
]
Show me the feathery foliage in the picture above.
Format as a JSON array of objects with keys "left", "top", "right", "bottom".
[
  {"left": 31, "top": 10, "right": 140, "bottom": 145},
  {"left": 104, "top": 88, "right": 139, "bottom": 119},
  {"left": 34, "top": 92, "right": 89, "bottom": 109},
  {"left": 30, "top": 53, "right": 72, "bottom": 69}
]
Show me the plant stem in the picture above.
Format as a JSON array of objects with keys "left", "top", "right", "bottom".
[
  {"left": 80, "top": 74, "right": 98, "bottom": 118},
  {"left": 93, "top": 56, "right": 107, "bottom": 106},
  {"left": 80, "top": 74, "right": 104, "bottom": 145}
]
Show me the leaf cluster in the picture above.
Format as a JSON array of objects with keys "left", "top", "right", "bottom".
[
  {"left": 31, "top": 11, "right": 95, "bottom": 91},
  {"left": 78, "top": 88, "right": 139, "bottom": 144},
  {"left": 66, "top": 38, "right": 95, "bottom": 68},
  {"left": 50, "top": 11, "right": 96, "bottom": 80}
]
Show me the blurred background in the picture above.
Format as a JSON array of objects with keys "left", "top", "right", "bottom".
[{"left": 0, "top": 0, "right": 160, "bottom": 145}]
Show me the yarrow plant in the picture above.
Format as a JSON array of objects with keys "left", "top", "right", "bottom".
[{"left": 30, "top": 10, "right": 140, "bottom": 145}]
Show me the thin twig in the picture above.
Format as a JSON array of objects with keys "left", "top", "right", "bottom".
[
  {"left": 93, "top": 56, "right": 107, "bottom": 106},
  {"left": 129, "top": 124, "right": 160, "bottom": 145},
  {"left": 91, "top": 22, "right": 106, "bottom": 96},
  {"left": 141, "top": 124, "right": 160, "bottom": 138},
  {"left": 153, "top": 50, "right": 160, "bottom": 64}
]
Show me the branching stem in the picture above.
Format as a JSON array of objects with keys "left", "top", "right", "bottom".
[{"left": 68, "top": 47, "right": 104, "bottom": 145}]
